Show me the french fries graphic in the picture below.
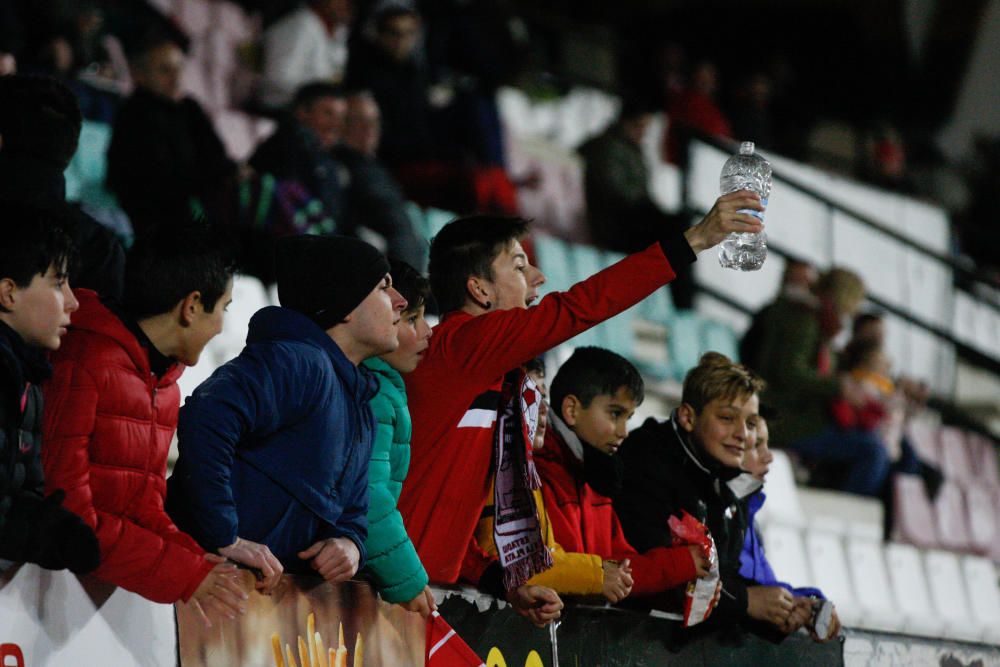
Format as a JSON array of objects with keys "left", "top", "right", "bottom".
[{"left": 272, "top": 614, "right": 362, "bottom": 667}]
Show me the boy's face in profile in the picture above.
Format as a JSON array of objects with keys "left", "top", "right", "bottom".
[
  {"left": 381, "top": 304, "right": 432, "bottom": 374},
  {"left": 743, "top": 417, "right": 774, "bottom": 481},
  {"left": 0, "top": 263, "right": 79, "bottom": 351},
  {"left": 482, "top": 239, "right": 546, "bottom": 311},
  {"left": 175, "top": 278, "right": 233, "bottom": 366},
  {"left": 680, "top": 393, "right": 759, "bottom": 469},
  {"left": 563, "top": 385, "right": 637, "bottom": 456}
]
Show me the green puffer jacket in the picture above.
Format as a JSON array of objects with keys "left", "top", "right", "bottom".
[
  {"left": 361, "top": 357, "right": 428, "bottom": 602},
  {"left": 751, "top": 296, "right": 841, "bottom": 445}
]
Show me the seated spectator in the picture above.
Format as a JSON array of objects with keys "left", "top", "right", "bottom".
[
  {"left": 751, "top": 267, "right": 889, "bottom": 497},
  {"left": 344, "top": 2, "right": 435, "bottom": 170},
  {"left": 334, "top": 91, "right": 427, "bottom": 271},
  {"left": 476, "top": 357, "right": 636, "bottom": 604},
  {"left": 737, "top": 413, "right": 841, "bottom": 642},
  {"left": 663, "top": 60, "right": 733, "bottom": 164},
  {"left": 614, "top": 353, "right": 793, "bottom": 640},
  {"left": 0, "top": 201, "right": 99, "bottom": 575},
  {"left": 41, "top": 219, "right": 247, "bottom": 622},
  {"left": 346, "top": 1, "right": 516, "bottom": 213},
  {"left": 535, "top": 347, "right": 709, "bottom": 600},
  {"left": 0, "top": 74, "right": 126, "bottom": 301},
  {"left": 361, "top": 259, "right": 436, "bottom": 617},
  {"left": 739, "top": 258, "right": 818, "bottom": 371},
  {"left": 106, "top": 35, "right": 236, "bottom": 232},
  {"left": 579, "top": 96, "right": 680, "bottom": 253},
  {"left": 397, "top": 194, "right": 761, "bottom": 625},
  {"left": 167, "top": 236, "right": 406, "bottom": 584},
  {"left": 258, "top": 0, "right": 352, "bottom": 111},
  {"left": 578, "top": 96, "right": 693, "bottom": 304},
  {"left": 249, "top": 81, "right": 350, "bottom": 227}
]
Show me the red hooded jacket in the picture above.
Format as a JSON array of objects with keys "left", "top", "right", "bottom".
[
  {"left": 41, "top": 290, "right": 213, "bottom": 603},
  {"left": 535, "top": 415, "right": 696, "bottom": 595}
]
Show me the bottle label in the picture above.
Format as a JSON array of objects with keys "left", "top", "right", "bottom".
[{"left": 737, "top": 197, "right": 767, "bottom": 222}]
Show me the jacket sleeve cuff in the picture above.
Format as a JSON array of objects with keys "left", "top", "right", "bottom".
[
  {"left": 660, "top": 545, "right": 699, "bottom": 589},
  {"left": 657, "top": 226, "right": 697, "bottom": 270}
]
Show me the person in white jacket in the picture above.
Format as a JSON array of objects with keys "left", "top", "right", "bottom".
[{"left": 258, "top": 0, "right": 352, "bottom": 110}]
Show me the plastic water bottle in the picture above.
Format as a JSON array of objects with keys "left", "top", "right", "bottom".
[{"left": 718, "top": 141, "right": 771, "bottom": 271}]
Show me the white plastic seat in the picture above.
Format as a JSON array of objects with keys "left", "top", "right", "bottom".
[
  {"left": 883, "top": 542, "right": 943, "bottom": 637},
  {"left": 906, "top": 418, "right": 941, "bottom": 466},
  {"left": 755, "top": 450, "right": 806, "bottom": 529},
  {"left": 759, "top": 523, "right": 811, "bottom": 592},
  {"left": 891, "top": 474, "right": 938, "bottom": 549},
  {"left": 963, "top": 555, "right": 1000, "bottom": 644},
  {"left": 939, "top": 427, "right": 974, "bottom": 485},
  {"left": 965, "top": 483, "right": 998, "bottom": 556},
  {"left": 845, "top": 537, "right": 903, "bottom": 632},
  {"left": 934, "top": 481, "right": 972, "bottom": 552},
  {"left": 968, "top": 433, "right": 1000, "bottom": 487},
  {"left": 804, "top": 530, "right": 861, "bottom": 628},
  {"left": 208, "top": 273, "right": 269, "bottom": 364},
  {"left": 924, "top": 549, "right": 981, "bottom": 642}
]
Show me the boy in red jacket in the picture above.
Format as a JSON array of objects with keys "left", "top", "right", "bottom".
[
  {"left": 41, "top": 220, "right": 250, "bottom": 627},
  {"left": 399, "top": 191, "right": 762, "bottom": 626},
  {"left": 537, "top": 346, "right": 709, "bottom": 601}
]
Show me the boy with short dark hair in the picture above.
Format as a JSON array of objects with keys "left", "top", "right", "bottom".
[
  {"left": 0, "top": 201, "right": 99, "bottom": 574},
  {"left": 42, "top": 218, "right": 245, "bottom": 622},
  {"left": 614, "top": 352, "right": 794, "bottom": 637},
  {"left": 536, "top": 347, "right": 708, "bottom": 600}
]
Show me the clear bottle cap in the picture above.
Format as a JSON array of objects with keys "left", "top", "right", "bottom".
[{"left": 739, "top": 141, "right": 755, "bottom": 155}]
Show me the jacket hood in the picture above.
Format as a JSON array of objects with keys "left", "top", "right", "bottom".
[
  {"left": 248, "top": 306, "right": 378, "bottom": 401},
  {"left": 69, "top": 290, "right": 183, "bottom": 385}
]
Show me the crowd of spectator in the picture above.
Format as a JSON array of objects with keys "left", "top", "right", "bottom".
[{"left": 0, "top": 0, "right": 996, "bottom": 658}]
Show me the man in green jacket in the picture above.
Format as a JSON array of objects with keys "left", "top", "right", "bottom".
[{"left": 362, "top": 259, "right": 436, "bottom": 616}]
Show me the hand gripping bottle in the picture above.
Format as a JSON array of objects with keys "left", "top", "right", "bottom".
[{"left": 718, "top": 141, "right": 771, "bottom": 271}]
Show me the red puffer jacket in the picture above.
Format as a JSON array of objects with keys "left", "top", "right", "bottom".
[
  {"left": 535, "top": 417, "right": 696, "bottom": 596},
  {"left": 41, "top": 290, "right": 213, "bottom": 603}
]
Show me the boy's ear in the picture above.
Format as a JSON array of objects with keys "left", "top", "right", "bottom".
[
  {"left": 560, "top": 394, "right": 581, "bottom": 426},
  {"left": 178, "top": 291, "right": 203, "bottom": 326},
  {"left": 676, "top": 402, "right": 697, "bottom": 433},
  {"left": 465, "top": 275, "right": 491, "bottom": 309},
  {"left": 0, "top": 277, "right": 17, "bottom": 311}
]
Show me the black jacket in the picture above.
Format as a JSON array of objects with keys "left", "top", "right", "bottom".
[
  {"left": 614, "top": 413, "right": 756, "bottom": 635},
  {"left": 0, "top": 320, "right": 49, "bottom": 526},
  {"left": 0, "top": 321, "right": 99, "bottom": 573}
]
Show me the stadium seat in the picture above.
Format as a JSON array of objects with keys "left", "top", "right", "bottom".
[
  {"left": 64, "top": 121, "right": 114, "bottom": 207},
  {"left": 906, "top": 418, "right": 941, "bottom": 466},
  {"left": 883, "top": 542, "right": 943, "bottom": 637},
  {"left": 934, "top": 481, "right": 972, "bottom": 552},
  {"left": 962, "top": 556, "right": 1000, "bottom": 644},
  {"left": 845, "top": 536, "right": 903, "bottom": 632},
  {"left": 208, "top": 273, "right": 269, "bottom": 365},
  {"left": 533, "top": 234, "right": 573, "bottom": 296},
  {"left": 965, "top": 483, "right": 998, "bottom": 556},
  {"left": 968, "top": 433, "right": 1000, "bottom": 487},
  {"left": 804, "top": 530, "right": 861, "bottom": 628},
  {"left": 938, "top": 426, "right": 974, "bottom": 485},
  {"left": 424, "top": 208, "right": 455, "bottom": 245},
  {"left": 924, "top": 549, "right": 981, "bottom": 642},
  {"left": 637, "top": 283, "right": 675, "bottom": 325},
  {"left": 755, "top": 450, "right": 806, "bottom": 528},
  {"left": 701, "top": 319, "right": 740, "bottom": 362},
  {"left": 666, "top": 311, "right": 705, "bottom": 381},
  {"left": 890, "top": 474, "right": 938, "bottom": 549},
  {"left": 759, "top": 523, "right": 811, "bottom": 591}
]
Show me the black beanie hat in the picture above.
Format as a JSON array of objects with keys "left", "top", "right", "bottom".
[{"left": 276, "top": 235, "right": 391, "bottom": 330}]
